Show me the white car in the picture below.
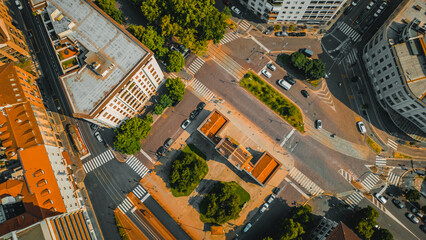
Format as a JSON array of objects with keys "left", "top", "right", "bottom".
[
  {"left": 374, "top": 9, "right": 382, "bottom": 17},
  {"left": 181, "top": 119, "right": 191, "bottom": 129},
  {"left": 231, "top": 6, "right": 241, "bottom": 15},
  {"left": 356, "top": 121, "right": 366, "bottom": 134},
  {"left": 94, "top": 132, "right": 103, "bottom": 142},
  {"left": 260, "top": 203, "right": 269, "bottom": 213},
  {"left": 261, "top": 69, "right": 272, "bottom": 78},
  {"left": 373, "top": 193, "right": 387, "bottom": 204},
  {"left": 266, "top": 194, "right": 276, "bottom": 204},
  {"left": 267, "top": 63, "right": 276, "bottom": 71},
  {"left": 366, "top": 1, "right": 375, "bottom": 10},
  {"left": 243, "top": 223, "right": 252, "bottom": 232},
  {"left": 15, "top": 0, "right": 23, "bottom": 10}
]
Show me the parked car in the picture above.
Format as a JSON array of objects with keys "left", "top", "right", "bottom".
[
  {"left": 406, "top": 213, "right": 420, "bottom": 224},
  {"left": 94, "top": 132, "right": 103, "bottom": 142},
  {"left": 374, "top": 9, "right": 382, "bottom": 17},
  {"left": 421, "top": 225, "right": 426, "bottom": 233},
  {"left": 378, "top": 1, "right": 387, "bottom": 10},
  {"left": 189, "top": 110, "right": 200, "bottom": 120},
  {"left": 260, "top": 203, "right": 269, "bottom": 213},
  {"left": 181, "top": 119, "right": 191, "bottom": 129},
  {"left": 284, "top": 75, "right": 296, "bottom": 85},
  {"left": 267, "top": 63, "right": 276, "bottom": 71},
  {"left": 275, "top": 31, "right": 288, "bottom": 37},
  {"left": 373, "top": 193, "right": 387, "bottom": 204},
  {"left": 315, "top": 120, "right": 322, "bottom": 130},
  {"left": 243, "top": 223, "right": 252, "bottom": 232},
  {"left": 197, "top": 102, "right": 206, "bottom": 111},
  {"left": 392, "top": 199, "right": 404, "bottom": 209},
  {"left": 164, "top": 138, "right": 174, "bottom": 149},
  {"left": 288, "top": 32, "right": 297, "bottom": 36},
  {"left": 231, "top": 6, "right": 241, "bottom": 15},
  {"left": 351, "top": 76, "right": 360, "bottom": 82},
  {"left": 155, "top": 146, "right": 166, "bottom": 158},
  {"left": 261, "top": 69, "right": 272, "bottom": 78},
  {"left": 277, "top": 79, "right": 292, "bottom": 90},
  {"left": 266, "top": 194, "right": 276, "bottom": 204},
  {"left": 90, "top": 123, "right": 99, "bottom": 131},
  {"left": 301, "top": 90, "right": 309, "bottom": 98},
  {"left": 15, "top": 0, "right": 23, "bottom": 10},
  {"left": 296, "top": 32, "right": 306, "bottom": 37},
  {"left": 356, "top": 121, "right": 367, "bottom": 134},
  {"left": 351, "top": 0, "right": 360, "bottom": 6},
  {"left": 412, "top": 207, "right": 424, "bottom": 218},
  {"left": 366, "top": 1, "right": 375, "bottom": 10}
]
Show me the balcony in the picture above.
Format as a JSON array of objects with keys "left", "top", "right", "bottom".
[{"left": 265, "top": 2, "right": 282, "bottom": 12}]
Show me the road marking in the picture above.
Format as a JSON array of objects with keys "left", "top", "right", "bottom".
[
  {"left": 140, "top": 148, "right": 155, "bottom": 164},
  {"left": 288, "top": 167, "right": 324, "bottom": 196},
  {"left": 387, "top": 139, "right": 398, "bottom": 151},
  {"left": 249, "top": 35, "right": 270, "bottom": 53},
  {"left": 284, "top": 177, "right": 309, "bottom": 199},
  {"left": 280, "top": 129, "right": 296, "bottom": 147},
  {"left": 375, "top": 156, "right": 386, "bottom": 166}
]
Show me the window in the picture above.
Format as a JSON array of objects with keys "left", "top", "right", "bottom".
[{"left": 410, "top": 104, "right": 417, "bottom": 109}]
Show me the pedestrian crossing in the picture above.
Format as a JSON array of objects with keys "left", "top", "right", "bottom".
[
  {"left": 188, "top": 78, "right": 216, "bottom": 101},
  {"left": 220, "top": 31, "right": 240, "bottom": 45},
  {"left": 360, "top": 173, "right": 381, "bottom": 191},
  {"left": 387, "top": 172, "right": 401, "bottom": 186},
  {"left": 375, "top": 156, "right": 386, "bottom": 166},
  {"left": 337, "top": 22, "right": 361, "bottom": 42},
  {"left": 238, "top": 20, "right": 252, "bottom": 32},
  {"left": 83, "top": 150, "right": 114, "bottom": 173},
  {"left": 344, "top": 191, "right": 364, "bottom": 209},
  {"left": 315, "top": 84, "right": 336, "bottom": 111},
  {"left": 338, "top": 169, "right": 356, "bottom": 182},
  {"left": 387, "top": 139, "right": 398, "bottom": 151},
  {"left": 187, "top": 57, "right": 205, "bottom": 75},
  {"left": 168, "top": 73, "right": 178, "bottom": 79},
  {"left": 346, "top": 49, "right": 357, "bottom": 66},
  {"left": 126, "top": 155, "right": 150, "bottom": 178},
  {"left": 117, "top": 197, "right": 133, "bottom": 213},
  {"left": 288, "top": 167, "right": 324, "bottom": 196},
  {"left": 132, "top": 185, "right": 150, "bottom": 203}
]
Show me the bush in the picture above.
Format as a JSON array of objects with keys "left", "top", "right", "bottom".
[
  {"left": 153, "top": 104, "right": 165, "bottom": 115},
  {"left": 166, "top": 51, "right": 185, "bottom": 72},
  {"left": 289, "top": 52, "right": 325, "bottom": 80},
  {"left": 405, "top": 189, "right": 421, "bottom": 202},
  {"left": 240, "top": 71, "right": 304, "bottom": 132},
  {"left": 96, "top": 0, "right": 123, "bottom": 24},
  {"left": 165, "top": 77, "right": 186, "bottom": 102},
  {"left": 288, "top": 24, "right": 295, "bottom": 31},
  {"left": 274, "top": 25, "right": 281, "bottom": 31},
  {"left": 114, "top": 214, "right": 129, "bottom": 240},
  {"left": 169, "top": 145, "right": 208, "bottom": 196},
  {"left": 113, "top": 115, "right": 153, "bottom": 154}
]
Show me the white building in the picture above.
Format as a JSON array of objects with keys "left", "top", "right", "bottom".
[{"left": 238, "top": 0, "right": 347, "bottom": 24}]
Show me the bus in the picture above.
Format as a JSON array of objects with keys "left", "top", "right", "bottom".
[{"left": 67, "top": 124, "right": 88, "bottom": 155}]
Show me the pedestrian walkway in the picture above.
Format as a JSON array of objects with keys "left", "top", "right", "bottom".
[
  {"left": 388, "top": 172, "right": 401, "bottom": 186},
  {"left": 188, "top": 78, "right": 216, "bottom": 101},
  {"left": 337, "top": 22, "right": 361, "bottom": 42},
  {"left": 238, "top": 20, "right": 252, "bottom": 32},
  {"left": 387, "top": 139, "right": 398, "bottom": 151},
  {"left": 361, "top": 173, "right": 381, "bottom": 191},
  {"left": 207, "top": 44, "right": 246, "bottom": 79},
  {"left": 187, "top": 57, "right": 205, "bottom": 75},
  {"left": 338, "top": 169, "right": 356, "bottom": 182},
  {"left": 83, "top": 150, "right": 114, "bottom": 173},
  {"left": 117, "top": 196, "right": 134, "bottom": 213},
  {"left": 126, "top": 156, "right": 150, "bottom": 178},
  {"left": 375, "top": 156, "right": 386, "bottom": 166},
  {"left": 288, "top": 167, "right": 324, "bottom": 196},
  {"left": 314, "top": 84, "right": 336, "bottom": 111},
  {"left": 220, "top": 31, "right": 240, "bottom": 45},
  {"left": 345, "top": 49, "right": 357, "bottom": 66},
  {"left": 344, "top": 191, "right": 364, "bottom": 209},
  {"left": 132, "top": 185, "right": 150, "bottom": 203},
  {"left": 168, "top": 72, "right": 178, "bottom": 79}
]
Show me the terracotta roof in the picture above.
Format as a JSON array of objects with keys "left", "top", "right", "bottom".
[
  {"left": 0, "top": 179, "right": 23, "bottom": 198},
  {"left": 327, "top": 222, "right": 361, "bottom": 240},
  {"left": 199, "top": 110, "right": 228, "bottom": 141},
  {"left": 211, "top": 225, "right": 224, "bottom": 235},
  {"left": 249, "top": 152, "right": 281, "bottom": 185}
]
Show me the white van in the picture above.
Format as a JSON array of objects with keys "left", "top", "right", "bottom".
[{"left": 277, "top": 79, "right": 292, "bottom": 90}]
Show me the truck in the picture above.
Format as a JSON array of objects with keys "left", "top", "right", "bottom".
[
  {"left": 299, "top": 48, "right": 313, "bottom": 58},
  {"left": 67, "top": 124, "right": 88, "bottom": 155}
]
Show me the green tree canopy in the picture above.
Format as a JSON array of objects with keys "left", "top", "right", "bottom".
[
  {"left": 290, "top": 52, "right": 307, "bottom": 70},
  {"left": 153, "top": 105, "right": 165, "bottom": 115},
  {"left": 160, "top": 94, "right": 173, "bottom": 108},
  {"left": 113, "top": 115, "right": 153, "bottom": 154},
  {"left": 280, "top": 218, "right": 305, "bottom": 240},
  {"left": 308, "top": 59, "right": 325, "bottom": 79},
  {"left": 372, "top": 228, "right": 393, "bottom": 240},
  {"left": 354, "top": 206, "right": 380, "bottom": 240},
  {"left": 165, "top": 77, "right": 186, "bottom": 102},
  {"left": 355, "top": 219, "right": 375, "bottom": 239},
  {"left": 128, "top": 25, "right": 169, "bottom": 58},
  {"left": 291, "top": 205, "right": 313, "bottom": 225},
  {"left": 166, "top": 51, "right": 185, "bottom": 72},
  {"left": 96, "top": 0, "right": 123, "bottom": 24},
  {"left": 406, "top": 189, "right": 421, "bottom": 202}
]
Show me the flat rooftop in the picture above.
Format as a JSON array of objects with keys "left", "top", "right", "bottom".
[{"left": 46, "top": 0, "right": 149, "bottom": 114}]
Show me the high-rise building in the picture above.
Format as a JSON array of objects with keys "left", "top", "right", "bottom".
[
  {"left": 29, "top": 0, "right": 165, "bottom": 128},
  {"left": 0, "top": 0, "right": 30, "bottom": 64},
  {"left": 362, "top": 0, "right": 426, "bottom": 140},
  {"left": 238, "top": 0, "right": 347, "bottom": 24}
]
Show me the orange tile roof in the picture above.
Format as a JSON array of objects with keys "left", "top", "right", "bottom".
[
  {"left": 327, "top": 222, "right": 361, "bottom": 240},
  {"left": 199, "top": 110, "right": 228, "bottom": 140},
  {"left": 250, "top": 152, "right": 281, "bottom": 185},
  {"left": 0, "top": 179, "right": 23, "bottom": 198}
]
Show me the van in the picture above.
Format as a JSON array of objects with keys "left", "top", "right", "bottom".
[
  {"left": 277, "top": 79, "right": 292, "bottom": 90},
  {"left": 299, "top": 48, "right": 313, "bottom": 57}
]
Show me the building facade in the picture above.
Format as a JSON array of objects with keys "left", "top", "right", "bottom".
[
  {"left": 0, "top": 0, "right": 29, "bottom": 64},
  {"left": 238, "top": 0, "right": 346, "bottom": 24}
]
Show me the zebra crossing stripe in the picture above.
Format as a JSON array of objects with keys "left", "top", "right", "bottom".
[
  {"left": 338, "top": 22, "right": 360, "bottom": 42},
  {"left": 133, "top": 185, "right": 147, "bottom": 199},
  {"left": 126, "top": 156, "right": 149, "bottom": 178},
  {"left": 187, "top": 58, "right": 205, "bottom": 75},
  {"left": 288, "top": 167, "right": 324, "bottom": 195},
  {"left": 118, "top": 197, "right": 133, "bottom": 213},
  {"left": 220, "top": 32, "right": 240, "bottom": 45},
  {"left": 375, "top": 156, "right": 386, "bottom": 166},
  {"left": 140, "top": 193, "right": 150, "bottom": 203},
  {"left": 189, "top": 79, "right": 216, "bottom": 101},
  {"left": 345, "top": 191, "right": 364, "bottom": 206},
  {"left": 387, "top": 139, "right": 398, "bottom": 150},
  {"left": 388, "top": 172, "right": 401, "bottom": 186},
  {"left": 361, "top": 174, "right": 380, "bottom": 191},
  {"left": 238, "top": 20, "right": 251, "bottom": 31}
]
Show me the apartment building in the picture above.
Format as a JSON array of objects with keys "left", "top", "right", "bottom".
[
  {"left": 238, "top": 0, "right": 347, "bottom": 24},
  {"left": 29, "top": 0, "right": 164, "bottom": 128},
  {"left": 0, "top": 0, "right": 29, "bottom": 64},
  {"left": 362, "top": 0, "right": 426, "bottom": 139}
]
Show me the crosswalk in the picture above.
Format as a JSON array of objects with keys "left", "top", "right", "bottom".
[
  {"left": 187, "top": 57, "right": 205, "bottom": 75},
  {"left": 387, "top": 139, "right": 398, "bottom": 151},
  {"left": 288, "top": 167, "right": 324, "bottom": 196},
  {"left": 315, "top": 84, "right": 336, "bottom": 111},
  {"left": 126, "top": 156, "right": 150, "bottom": 178},
  {"left": 344, "top": 191, "right": 364, "bottom": 209},
  {"left": 346, "top": 49, "right": 357, "bottom": 65},
  {"left": 83, "top": 150, "right": 114, "bottom": 173},
  {"left": 117, "top": 196, "right": 134, "bottom": 213},
  {"left": 238, "top": 20, "right": 252, "bottom": 32},
  {"left": 387, "top": 172, "right": 401, "bottom": 186},
  {"left": 360, "top": 173, "right": 381, "bottom": 191},
  {"left": 220, "top": 31, "right": 240, "bottom": 45},
  {"left": 168, "top": 73, "right": 178, "bottom": 79},
  {"left": 132, "top": 185, "right": 150, "bottom": 203},
  {"left": 337, "top": 22, "right": 361, "bottom": 42},
  {"left": 188, "top": 78, "right": 216, "bottom": 101},
  {"left": 338, "top": 169, "right": 356, "bottom": 182},
  {"left": 375, "top": 156, "right": 386, "bottom": 166}
]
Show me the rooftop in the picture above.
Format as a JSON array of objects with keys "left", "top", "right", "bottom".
[
  {"left": 326, "top": 222, "right": 361, "bottom": 240},
  {"left": 44, "top": 0, "right": 150, "bottom": 115}
]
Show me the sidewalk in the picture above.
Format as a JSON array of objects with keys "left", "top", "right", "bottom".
[{"left": 114, "top": 208, "right": 148, "bottom": 240}]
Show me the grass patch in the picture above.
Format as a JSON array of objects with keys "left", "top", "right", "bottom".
[
  {"left": 240, "top": 71, "right": 304, "bottom": 133},
  {"left": 307, "top": 79, "right": 320, "bottom": 87},
  {"left": 61, "top": 58, "right": 77, "bottom": 69},
  {"left": 366, "top": 137, "right": 382, "bottom": 154},
  {"left": 394, "top": 152, "right": 412, "bottom": 159}
]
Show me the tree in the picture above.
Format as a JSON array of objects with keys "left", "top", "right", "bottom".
[
  {"left": 274, "top": 25, "right": 281, "bottom": 31},
  {"left": 153, "top": 105, "right": 165, "bottom": 115},
  {"left": 165, "top": 77, "right": 186, "bottom": 102},
  {"left": 280, "top": 218, "right": 305, "bottom": 240},
  {"left": 113, "top": 134, "right": 141, "bottom": 155},
  {"left": 128, "top": 25, "right": 169, "bottom": 58},
  {"left": 288, "top": 24, "right": 295, "bottom": 31},
  {"left": 308, "top": 59, "right": 325, "bottom": 80},
  {"left": 405, "top": 189, "right": 421, "bottom": 202},
  {"left": 113, "top": 115, "right": 153, "bottom": 154},
  {"left": 354, "top": 206, "right": 379, "bottom": 240},
  {"left": 290, "top": 52, "right": 307, "bottom": 71},
  {"left": 355, "top": 219, "right": 375, "bottom": 239},
  {"left": 166, "top": 51, "right": 185, "bottom": 72},
  {"left": 372, "top": 228, "right": 393, "bottom": 240},
  {"left": 96, "top": 0, "right": 123, "bottom": 24},
  {"left": 291, "top": 205, "right": 313, "bottom": 225},
  {"left": 160, "top": 94, "right": 173, "bottom": 108},
  {"left": 357, "top": 206, "right": 379, "bottom": 222}
]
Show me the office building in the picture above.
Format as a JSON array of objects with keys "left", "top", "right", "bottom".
[
  {"left": 238, "top": 0, "right": 347, "bottom": 24},
  {"left": 362, "top": 0, "right": 426, "bottom": 139}
]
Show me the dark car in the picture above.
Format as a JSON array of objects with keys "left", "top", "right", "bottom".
[
  {"left": 164, "top": 138, "right": 174, "bottom": 149},
  {"left": 155, "top": 146, "right": 166, "bottom": 158},
  {"left": 288, "top": 32, "right": 297, "bottom": 36},
  {"left": 189, "top": 110, "right": 200, "bottom": 120},
  {"left": 197, "top": 102, "right": 206, "bottom": 111},
  {"left": 351, "top": 76, "right": 360, "bottom": 82},
  {"left": 392, "top": 199, "right": 404, "bottom": 209},
  {"left": 315, "top": 120, "right": 322, "bottom": 130},
  {"left": 284, "top": 75, "right": 296, "bottom": 85},
  {"left": 301, "top": 90, "right": 309, "bottom": 98},
  {"left": 421, "top": 225, "right": 426, "bottom": 233},
  {"left": 296, "top": 32, "right": 306, "bottom": 37},
  {"left": 275, "top": 31, "right": 283, "bottom": 37}
]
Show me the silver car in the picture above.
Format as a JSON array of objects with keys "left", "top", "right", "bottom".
[
  {"left": 181, "top": 119, "right": 191, "bottom": 129},
  {"left": 406, "top": 213, "right": 419, "bottom": 224}
]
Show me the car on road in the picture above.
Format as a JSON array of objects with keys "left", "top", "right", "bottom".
[
  {"left": 406, "top": 213, "right": 420, "bottom": 224},
  {"left": 373, "top": 193, "right": 387, "bottom": 204},
  {"left": 374, "top": 9, "right": 382, "bottom": 17},
  {"left": 351, "top": 0, "right": 360, "bottom": 6},
  {"left": 243, "top": 223, "right": 252, "bottom": 232},
  {"left": 231, "top": 6, "right": 241, "bottom": 15},
  {"left": 181, "top": 119, "right": 191, "bottom": 129},
  {"left": 260, "top": 203, "right": 269, "bottom": 213},
  {"left": 266, "top": 194, "right": 276, "bottom": 204},
  {"left": 189, "top": 110, "right": 199, "bottom": 120},
  {"left": 164, "top": 138, "right": 174, "bottom": 149},
  {"left": 94, "top": 132, "right": 103, "bottom": 142},
  {"left": 261, "top": 69, "right": 272, "bottom": 78},
  {"left": 378, "top": 1, "right": 387, "bottom": 10},
  {"left": 15, "top": 0, "right": 23, "bottom": 10},
  {"left": 366, "top": 1, "right": 375, "bottom": 10},
  {"left": 90, "top": 123, "right": 99, "bottom": 131},
  {"left": 197, "top": 102, "right": 206, "bottom": 111},
  {"left": 356, "top": 121, "right": 367, "bottom": 134},
  {"left": 277, "top": 79, "right": 292, "bottom": 90},
  {"left": 267, "top": 63, "right": 276, "bottom": 71},
  {"left": 155, "top": 146, "right": 166, "bottom": 158},
  {"left": 315, "top": 120, "right": 322, "bottom": 130},
  {"left": 301, "top": 90, "right": 309, "bottom": 98},
  {"left": 412, "top": 207, "right": 424, "bottom": 218},
  {"left": 284, "top": 75, "right": 296, "bottom": 85},
  {"left": 392, "top": 199, "right": 404, "bottom": 209}
]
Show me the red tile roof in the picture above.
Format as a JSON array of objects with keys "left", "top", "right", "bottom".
[{"left": 327, "top": 222, "right": 361, "bottom": 240}]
